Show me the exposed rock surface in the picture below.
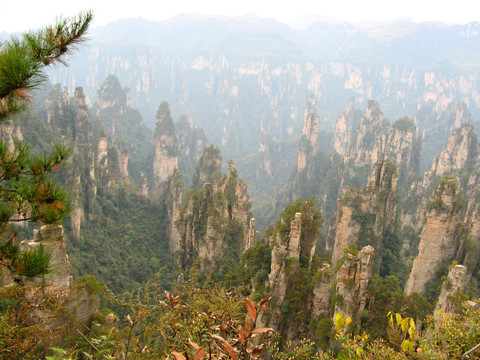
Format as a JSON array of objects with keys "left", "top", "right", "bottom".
[
  {"left": 153, "top": 102, "right": 179, "bottom": 188},
  {"left": 1, "top": 225, "right": 100, "bottom": 332},
  {"left": 298, "top": 95, "right": 319, "bottom": 171},
  {"left": 96, "top": 132, "right": 109, "bottom": 184},
  {"left": 333, "top": 97, "right": 358, "bottom": 155},
  {"left": 405, "top": 178, "right": 461, "bottom": 295},
  {"left": 20, "top": 225, "right": 72, "bottom": 290},
  {"left": 334, "top": 245, "right": 375, "bottom": 325},
  {"left": 331, "top": 160, "right": 398, "bottom": 267},
  {"left": 175, "top": 159, "right": 251, "bottom": 271},
  {"left": 424, "top": 123, "right": 478, "bottom": 187},
  {"left": 266, "top": 213, "right": 304, "bottom": 331},
  {"left": 340, "top": 100, "right": 418, "bottom": 188},
  {"left": 163, "top": 168, "right": 183, "bottom": 256},
  {"left": 117, "top": 141, "right": 129, "bottom": 178},
  {"left": 191, "top": 145, "right": 222, "bottom": 189},
  {"left": 312, "top": 264, "right": 333, "bottom": 317},
  {"left": 434, "top": 264, "right": 468, "bottom": 318},
  {"left": 246, "top": 218, "right": 256, "bottom": 249}
]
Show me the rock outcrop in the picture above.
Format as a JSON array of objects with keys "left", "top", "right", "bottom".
[
  {"left": 96, "top": 131, "right": 109, "bottom": 184},
  {"left": 163, "top": 168, "right": 184, "bottom": 256},
  {"left": 3, "top": 225, "right": 100, "bottom": 332},
  {"left": 434, "top": 264, "right": 468, "bottom": 318},
  {"left": 191, "top": 145, "right": 222, "bottom": 189},
  {"left": 117, "top": 141, "right": 129, "bottom": 179},
  {"left": 333, "top": 97, "right": 358, "bottom": 155},
  {"left": 331, "top": 160, "right": 398, "bottom": 268},
  {"left": 20, "top": 225, "right": 72, "bottom": 290},
  {"left": 246, "top": 218, "right": 256, "bottom": 249},
  {"left": 340, "top": 100, "right": 419, "bottom": 188},
  {"left": 344, "top": 100, "right": 390, "bottom": 169},
  {"left": 298, "top": 95, "right": 319, "bottom": 171},
  {"left": 267, "top": 213, "right": 303, "bottom": 324},
  {"left": 424, "top": 123, "right": 478, "bottom": 187},
  {"left": 405, "top": 177, "right": 462, "bottom": 296},
  {"left": 259, "top": 199, "right": 322, "bottom": 339},
  {"left": 153, "top": 102, "right": 178, "bottom": 188},
  {"left": 333, "top": 245, "right": 375, "bottom": 326},
  {"left": 175, "top": 159, "right": 251, "bottom": 272}
]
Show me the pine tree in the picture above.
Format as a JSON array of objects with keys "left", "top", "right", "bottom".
[{"left": 0, "top": 11, "right": 93, "bottom": 278}]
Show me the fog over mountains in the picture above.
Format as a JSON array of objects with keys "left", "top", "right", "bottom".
[{"left": 41, "top": 15, "right": 479, "bottom": 161}]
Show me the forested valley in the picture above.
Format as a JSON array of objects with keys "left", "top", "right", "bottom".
[{"left": 1, "top": 13, "right": 480, "bottom": 359}]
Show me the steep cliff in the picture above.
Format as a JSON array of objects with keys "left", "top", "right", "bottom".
[
  {"left": 191, "top": 145, "right": 222, "bottom": 189},
  {"left": 344, "top": 100, "right": 391, "bottom": 170},
  {"left": 424, "top": 123, "right": 478, "bottom": 187},
  {"left": 405, "top": 177, "right": 463, "bottom": 296},
  {"left": 331, "top": 160, "right": 399, "bottom": 276},
  {"left": 434, "top": 264, "right": 468, "bottom": 318},
  {"left": 298, "top": 94, "right": 319, "bottom": 171},
  {"left": 175, "top": 157, "right": 251, "bottom": 273},
  {"left": 153, "top": 102, "right": 179, "bottom": 188},
  {"left": 163, "top": 168, "right": 184, "bottom": 256},
  {"left": 333, "top": 245, "right": 375, "bottom": 327},
  {"left": 417, "top": 101, "right": 474, "bottom": 169},
  {"left": 3, "top": 225, "right": 99, "bottom": 328},
  {"left": 333, "top": 97, "right": 360, "bottom": 156},
  {"left": 54, "top": 18, "right": 480, "bottom": 163},
  {"left": 341, "top": 101, "right": 419, "bottom": 190},
  {"left": 175, "top": 115, "right": 208, "bottom": 187},
  {"left": 260, "top": 198, "right": 322, "bottom": 339}
]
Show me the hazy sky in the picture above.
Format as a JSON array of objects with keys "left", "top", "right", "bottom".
[{"left": 2, "top": 0, "right": 478, "bottom": 33}]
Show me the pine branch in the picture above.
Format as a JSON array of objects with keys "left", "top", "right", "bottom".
[{"left": 0, "top": 11, "right": 93, "bottom": 121}]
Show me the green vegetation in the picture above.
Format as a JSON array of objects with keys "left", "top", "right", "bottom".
[
  {"left": 0, "top": 12, "right": 92, "bottom": 280},
  {"left": 68, "top": 184, "right": 171, "bottom": 293}
]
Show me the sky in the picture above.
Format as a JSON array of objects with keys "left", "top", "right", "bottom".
[{"left": 2, "top": 0, "right": 478, "bottom": 33}]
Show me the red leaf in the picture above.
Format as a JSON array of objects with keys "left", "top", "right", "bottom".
[
  {"left": 193, "top": 346, "right": 207, "bottom": 360},
  {"left": 259, "top": 297, "right": 271, "bottom": 307},
  {"left": 251, "top": 345, "right": 264, "bottom": 359},
  {"left": 222, "top": 340, "right": 237, "bottom": 359},
  {"left": 238, "top": 326, "right": 246, "bottom": 343},
  {"left": 189, "top": 338, "right": 200, "bottom": 350},
  {"left": 252, "top": 328, "right": 274, "bottom": 334},
  {"left": 172, "top": 351, "right": 187, "bottom": 360},
  {"left": 247, "top": 299, "right": 256, "bottom": 322},
  {"left": 245, "top": 315, "right": 251, "bottom": 333},
  {"left": 210, "top": 333, "right": 237, "bottom": 359}
]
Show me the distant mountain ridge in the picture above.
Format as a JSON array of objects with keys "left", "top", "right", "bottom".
[{"left": 41, "top": 14, "right": 480, "bottom": 159}]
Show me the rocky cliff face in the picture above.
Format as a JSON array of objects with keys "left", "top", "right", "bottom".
[
  {"left": 3, "top": 225, "right": 99, "bottom": 331},
  {"left": 54, "top": 18, "right": 480, "bottom": 163},
  {"left": 20, "top": 225, "right": 72, "bottom": 290},
  {"left": 298, "top": 95, "right": 319, "bottom": 171},
  {"left": 117, "top": 141, "right": 129, "bottom": 179},
  {"left": 333, "top": 245, "right": 375, "bottom": 326},
  {"left": 331, "top": 160, "right": 398, "bottom": 268},
  {"left": 335, "top": 100, "right": 419, "bottom": 191},
  {"left": 96, "top": 75, "right": 130, "bottom": 142},
  {"left": 175, "top": 159, "right": 251, "bottom": 272},
  {"left": 258, "top": 199, "right": 322, "bottom": 339},
  {"left": 333, "top": 97, "right": 359, "bottom": 156},
  {"left": 434, "top": 264, "right": 468, "bottom": 318},
  {"left": 163, "top": 169, "right": 184, "bottom": 256},
  {"left": 344, "top": 100, "right": 391, "bottom": 169},
  {"left": 96, "top": 132, "right": 109, "bottom": 185},
  {"left": 405, "top": 178, "right": 462, "bottom": 296},
  {"left": 424, "top": 123, "right": 478, "bottom": 186},
  {"left": 191, "top": 145, "right": 222, "bottom": 189},
  {"left": 266, "top": 213, "right": 304, "bottom": 331},
  {"left": 153, "top": 102, "right": 179, "bottom": 188},
  {"left": 416, "top": 101, "right": 474, "bottom": 168}
]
